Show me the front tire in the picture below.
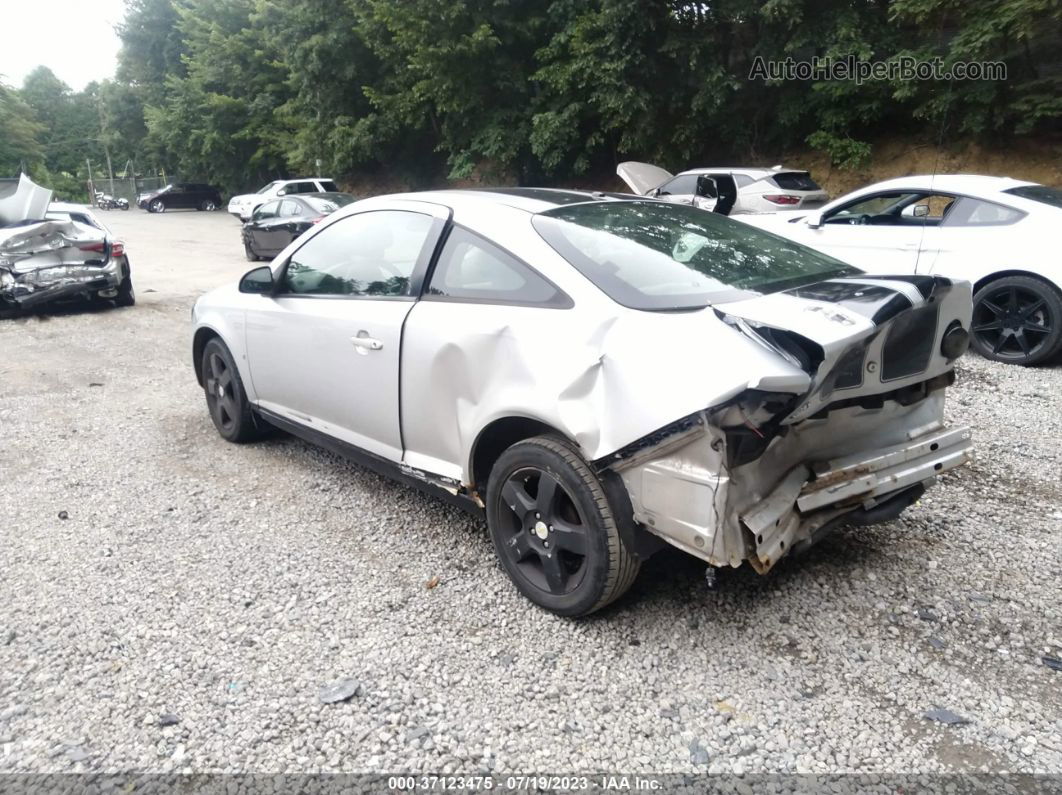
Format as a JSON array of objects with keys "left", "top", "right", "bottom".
[
  {"left": 149, "top": 199, "right": 166, "bottom": 214},
  {"left": 970, "top": 275, "right": 1062, "bottom": 365},
  {"left": 244, "top": 241, "right": 261, "bottom": 262},
  {"left": 201, "top": 338, "right": 262, "bottom": 442},
  {"left": 486, "top": 436, "right": 640, "bottom": 616}
]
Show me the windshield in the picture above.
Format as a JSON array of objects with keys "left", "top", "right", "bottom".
[
  {"left": 1003, "top": 185, "right": 1062, "bottom": 210},
  {"left": 533, "top": 201, "right": 858, "bottom": 310},
  {"left": 257, "top": 181, "right": 281, "bottom": 195},
  {"left": 302, "top": 194, "right": 354, "bottom": 214}
]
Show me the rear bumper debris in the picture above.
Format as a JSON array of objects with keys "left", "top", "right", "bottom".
[{"left": 613, "top": 386, "right": 972, "bottom": 574}]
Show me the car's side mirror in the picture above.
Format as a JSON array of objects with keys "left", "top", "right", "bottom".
[
  {"left": 239, "top": 266, "right": 274, "bottom": 294},
  {"left": 906, "top": 203, "right": 930, "bottom": 218},
  {"left": 277, "top": 188, "right": 287, "bottom": 196},
  {"left": 695, "top": 175, "right": 717, "bottom": 199},
  {"left": 806, "top": 211, "right": 825, "bottom": 229}
]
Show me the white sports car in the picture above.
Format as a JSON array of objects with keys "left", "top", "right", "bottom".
[
  {"left": 192, "top": 189, "right": 972, "bottom": 615},
  {"left": 737, "top": 175, "right": 1062, "bottom": 365}
]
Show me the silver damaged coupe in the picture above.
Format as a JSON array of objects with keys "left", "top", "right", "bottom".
[{"left": 191, "top": 188, "right": 973, "bottom": 615}]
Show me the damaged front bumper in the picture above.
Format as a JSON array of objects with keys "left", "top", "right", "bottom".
[{"left": 613, "top": 384, "right": 971, "bottom": 573}]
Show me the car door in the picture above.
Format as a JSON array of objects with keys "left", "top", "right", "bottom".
[
  {"left": 247, "top": 201, "right": 285, "bottom": 254},
  {"left": 400, "top": 225, "right": 574, "bottom": 480},
  {"left": 172, "top": 184, "right": 194, "bottom": 209},
  {"left": 797, "top": 191, "right": 935, "bottom": 274},
  {"left": 275, "top": 199, "right": 307, "bottom": 248},
  {"left": 243, "top": 202, "right": 449, "bottom": 461}
]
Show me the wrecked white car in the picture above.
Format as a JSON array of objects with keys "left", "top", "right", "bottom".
[
  {"left": 192, "top": 189, "right": 972, "bottom": 615},
  {"left": 0, "top": 176, "right": 134, "bottom": 315}
]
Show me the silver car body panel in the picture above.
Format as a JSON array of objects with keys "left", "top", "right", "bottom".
[
  {"left": 193, "top": 189, "right": 972, "bottom": 572},
  {"left": 0, "top": 174, "right": 53, "bottom": 225}
]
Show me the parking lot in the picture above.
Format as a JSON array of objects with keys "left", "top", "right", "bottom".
[{"left": 1, "top": 207, "right": 1060, "bottom": 775}]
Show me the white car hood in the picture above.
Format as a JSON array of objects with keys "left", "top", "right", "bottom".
[{"left": 616, "top": 162, "right": 673, "bottom": 196}]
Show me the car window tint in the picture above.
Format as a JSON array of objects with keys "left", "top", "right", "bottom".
[
  {"left": 534, "top": 201, "right": 857, "bottom": 311},
  {"left": 826, "top": 192, "right": 922, "bottom": 222},
  {"left": 427, "top": 227, "right": 565, "bottom": 306},
  {"left": 732, "top": 174, "right": 754, "bottom": 188},
  {"left": 771, "top": 172, "right": 821, "bottom": 191},
  {"left": 255, "top": 201, "right": 280, "bottom": 220},
  {"left": 281, "top": 211, "right": 432, "bottom": 297},
  {"left": 280, "top": 200, "right": 302, "bottom": 217},
  {"left": 318, "top": 181, "right": 339, "bottom": 192},
  {"left": 659, "top": 174, "right": 697, "bottom": 195},
  {"left": 1002, "top": 185, "right": 1062, "bottom": 209},
  {"left": 944, "top": 197, "right": 1024, "bottom": 226}
]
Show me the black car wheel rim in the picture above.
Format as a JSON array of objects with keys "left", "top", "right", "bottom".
[
  {"left": 497, "top": 467, "right": 589, "bottom": 596},
  {"left": 972, "top": 285, "right": 1054, "bottom": 360},
  {"left": 204, "top": 352, "right": 237, "bottom": 432}
]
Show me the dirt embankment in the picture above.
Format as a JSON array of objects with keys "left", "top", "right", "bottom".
[{"left": 338, "top": 135, "right": 1062, "bottom": 197}]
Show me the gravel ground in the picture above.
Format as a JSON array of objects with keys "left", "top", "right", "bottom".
[{"left": 1, "top": 209, "right": 1060, "bottom": 776}]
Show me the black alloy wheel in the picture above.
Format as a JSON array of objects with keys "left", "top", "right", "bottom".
[
  {"left": 201, "top": 338, "right": 262, "bottom": 442},
  {"left": 486, "top": 436, "right": 640, "bottom": 616},
  {"left": 971, "top": 275, "right": 1062, "bottom": 365}
]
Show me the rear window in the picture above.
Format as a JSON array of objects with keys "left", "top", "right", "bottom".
[
  {"left": 302, "top": 195, "right": 354, "bottom": 214},
  {"left": 770, "top": 172, "right": 821, "bottom": 191},
  {"left": 532, "top": 201, "right": 857, "bottom": 311},
  {"left": 318, "top": 180, "right": 339, "bottom": 192},
  {"left": 1002, "top": 185, "right": 1062, "bottom": 209}
]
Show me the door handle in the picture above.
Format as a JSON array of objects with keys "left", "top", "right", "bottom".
[{"left": 351, "top": 335, "right": 383, "bottom": 352}]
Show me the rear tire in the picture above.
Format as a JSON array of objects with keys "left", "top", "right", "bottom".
[
  {"left": 970, "top": 275, "right": 1062, "bottom": 366},
  {"left": 115, "top": 272, "right": 135, "bottom": 307},
  {"left": 486, "top": 436, "right": 640, "bottom": 616},
  {"left": 201, "top": 338, "right": 263, "bottom": 443},
  {"left": 199, "top": 199, "right": 218, "bottom": 211}
]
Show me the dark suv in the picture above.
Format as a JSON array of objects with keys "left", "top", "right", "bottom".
[{"left": 137, "top": 183, "right": 223, "bottom": 213}]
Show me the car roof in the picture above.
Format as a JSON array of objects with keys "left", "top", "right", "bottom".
[
  {"left": 378, "top": 187, "right": 637, "bottom": 214},
  {"left": 677, "top": 166, "right": 805, "bottom": 178},
  {"left": 849, "top": 174, "right": 1039, "bottom": 197}
]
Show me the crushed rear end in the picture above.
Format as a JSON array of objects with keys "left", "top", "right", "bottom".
[
  {"left": 0, "top": 219, "right": 124, "bottom": 313},
  {"left": 607, "top": 275, "right": 972, "bottom": 572}
]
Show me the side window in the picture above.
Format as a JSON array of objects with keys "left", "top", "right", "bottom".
[
  {"left": 426, "top": 227, "right": 567, "bottom": 306},
  {"left": 659, "top": 174, "right": 698, "bottom": 195},
  {"left": 255, "top": 201, "right": 280, "bottom": 220},
  {"left": 825, "top": 192, "right": 922, "bottom": 224},
  {"left": 318, "top": 180, "right": 339, "bottom": 192},
  {"left": 254, "top": 201, "right": 280, "bottom": 220},
  {"left": 293, "top": 182, "right": 315, "bottom": 194},
  {"left": 280, "top": 200, "right": 302, "bottom": 217},
  {"left": 943, "top": 197, "right": 1024, "bottom": 227},
  {"left": 732, "top": 174, "right": 754, "bottom": 188},
  {"left": 281, "top": 211, "right": 433, "bottom": 297}
]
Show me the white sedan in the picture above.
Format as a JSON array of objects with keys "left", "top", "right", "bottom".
[
  {"left": 738, "top": 175, "right": 1062, "bottom": 365},
  {"left": 192, "top": 189, "right": 971, "bottom": 615}
]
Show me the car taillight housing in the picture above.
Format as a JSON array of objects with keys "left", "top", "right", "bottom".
[
  {"left": 764, "top": 194, "right": 801, "bottom": 205},
  {"left": 111, "top": 241, "right": 125, "bottom": 257}
]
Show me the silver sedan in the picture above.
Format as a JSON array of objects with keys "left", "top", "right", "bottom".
[{"left": 191, "top": 188, "right": 973, "bottom": 616}]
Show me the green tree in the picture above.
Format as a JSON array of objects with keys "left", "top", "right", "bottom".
[{"left": 0, "top": 81, "right": 44, "bottom": 174}]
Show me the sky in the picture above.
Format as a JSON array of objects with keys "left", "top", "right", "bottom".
[{"left": 0, "top": 0, "right": 126, "bottom": 90}]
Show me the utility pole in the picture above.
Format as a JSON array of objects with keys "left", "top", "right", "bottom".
[
  {"left": 104, "top": 143, "right": 115, "bottom": 197},
  {"left": 86, "top": 157, "right": 94, "bottom": 204}
]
